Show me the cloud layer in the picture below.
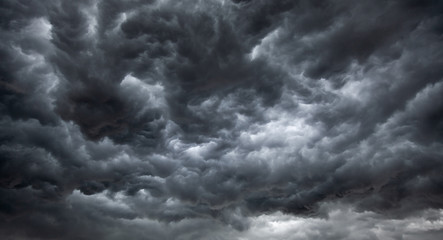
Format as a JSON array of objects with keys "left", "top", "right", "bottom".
[{"left": 1, "top": 0, "right": 443, "bottom": 239}]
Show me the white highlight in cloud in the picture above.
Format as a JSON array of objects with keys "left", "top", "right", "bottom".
[
  {"left": 121, "top": 74, "right": 167, "bottom": 111},
  {"left": 25, "top": 17, "right": 53, "bottom": 40},
  {"left": 236, "top": 206, "right": 443, "bottom": 240},
  {"left": 249, "top": 28, "right": 281, "bottom": 61}
]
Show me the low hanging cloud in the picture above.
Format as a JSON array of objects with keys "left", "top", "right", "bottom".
[{"left": 1, "top": 0, "right": 443, "bottom": 239}]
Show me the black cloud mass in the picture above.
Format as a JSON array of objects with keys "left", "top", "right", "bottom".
[{"left": 1, "top": 0, "right": 443, "bottom": 239}]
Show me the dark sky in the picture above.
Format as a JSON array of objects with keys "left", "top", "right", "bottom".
[{"left": 1, "top": 0, "right": 443, "bottom": 239}]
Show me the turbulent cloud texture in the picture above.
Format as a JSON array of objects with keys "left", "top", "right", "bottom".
[{"left": 1, "top": 0, "right": 443, "bottom": 239}]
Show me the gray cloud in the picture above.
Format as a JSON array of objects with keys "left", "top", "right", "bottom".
[{"left": 1, "top": 0, "right": 443, "bottom": 239}]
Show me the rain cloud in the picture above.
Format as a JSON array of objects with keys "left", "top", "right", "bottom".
[{"left": 1, "top": 0, "right": 443, "bottom": 239}]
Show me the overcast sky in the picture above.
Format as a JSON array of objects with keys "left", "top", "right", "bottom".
[{"left": 1, "top": 0, "right": 443, "bottom": 239}]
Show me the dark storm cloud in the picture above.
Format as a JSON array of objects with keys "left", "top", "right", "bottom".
[{"left": 1, "top": 0, "right": 443, "bottom": 239}]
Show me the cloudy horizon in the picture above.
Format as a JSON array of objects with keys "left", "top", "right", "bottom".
[{"left": 1, "top": 0, "right": 443, "bottom": 239}]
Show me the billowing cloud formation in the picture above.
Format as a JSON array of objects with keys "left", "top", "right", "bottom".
[{"left": 1, "top": 0, "right": 443, "bottom": 239}]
